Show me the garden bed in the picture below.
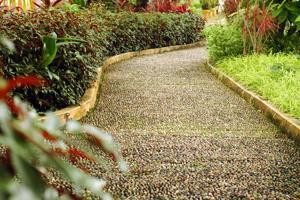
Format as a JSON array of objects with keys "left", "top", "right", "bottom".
[
  {"left": 216, "top": 54, "right": 300, "bottom": 121},
  {"left": 0, "top": 7, "right": 205, "bottom": 112}
]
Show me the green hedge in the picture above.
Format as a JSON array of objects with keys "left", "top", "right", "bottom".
[
  {"left": 0, "top": 8, "right": 205, "bottom": 112},
  {"left": 104, "top": 12, "right": 205, "bottom": 54}
]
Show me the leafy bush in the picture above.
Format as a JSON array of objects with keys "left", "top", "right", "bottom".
[
  {"left": 216, "top": 53, "right": 300, "bottom": 120},
  {"left": 188, "top": 1, "right": 202, "bottom": 16},
  {"left": 201, "top": 0, "right": 218, "bottom": 9},
  {"left": 0, "top": 7, "right": 205, "bottom": 112},
  {"left": 267, "top": 0, "right": 300, "bottom": 53},
  {"left": 0, "top": 9, "right": 105, "bottom": 112},
  {"left": 104, "top": 12, "right": 205, "bottom": 54},
  {"left": 267, "top": 33, "right": 300, "bottom": 54},
  {"left": 270, "top": 0, "right": 300, "bottom": 32},
  {"left": 225, "top": 0, "right": 300, "bottom": 53},
  {"left": 203, "top": 25, "right": 243, "bottom": 61}
]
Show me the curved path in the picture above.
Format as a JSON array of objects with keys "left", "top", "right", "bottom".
[{"left": 81, "top": 47, "right": 300, "bottom": 199}]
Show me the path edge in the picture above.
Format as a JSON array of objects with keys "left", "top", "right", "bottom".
[
  {"left": 205, "top": 61, "right": 300, "bottom": 144},
  {"left": 39, "top": 41, "right": 206, "bottom": 122}
]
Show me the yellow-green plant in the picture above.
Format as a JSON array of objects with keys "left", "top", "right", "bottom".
[{"left": 0, "top": 0, "right": 35, "bottom": 11}]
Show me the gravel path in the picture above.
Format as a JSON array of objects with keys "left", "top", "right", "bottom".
[{"left": 80, "top": 47, "right": 300, "bottom": 199}]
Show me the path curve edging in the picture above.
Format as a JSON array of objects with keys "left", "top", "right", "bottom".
[
  {"left": 39, "top": 41, "right": 206, "bottom": 122},
  {"left": 205, "top": 61, "right": 300, "bottom": 144}
]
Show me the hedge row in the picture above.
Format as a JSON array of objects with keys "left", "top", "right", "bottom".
[{"left": 0, "top": 7, "right": 205, "bottom": 112}]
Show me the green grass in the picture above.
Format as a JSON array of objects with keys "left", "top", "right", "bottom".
[{"left": 216, "top": 54, "right": 300, "bottom": 120}]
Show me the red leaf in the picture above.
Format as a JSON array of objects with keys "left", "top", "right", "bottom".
[
  {"left": 0, "top": 76, "right": 45, "bottom": 115},
  {"left": 0, "top": 76, "right": 45, "bottom": 99},
  {"left": 87, "top": 134, "right": 117, "bottom": 162},
  {"left": 67, "top": 148, "right": 95, "bottom": 163},
  {"left": 0, "top": 149, "right": 15, "bottom": 176},
  {"left": 4, "top": 97, "right": 23, "bottom": 115},
  {"left": 41, "top": 130, "right": 57, "bottom": 142}
]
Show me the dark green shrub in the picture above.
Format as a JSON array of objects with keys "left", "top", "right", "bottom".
[
  {"left": 0, "top": 10, "right": 106, "bottom": 112},
  {"left": 203, "top": 25, "right": 243, "bottom": 61},
  {"left": 266, "top": 0, "right": 300, "bottom": 53},
  {"left": 0, "top": 8, "right": 205, "bottom": 112},
  {"left": 267, "top": 34, "right": 300, "bottom": 54},
  {"left": 102, "top": 12, "right": 205, "bottom": 55}
]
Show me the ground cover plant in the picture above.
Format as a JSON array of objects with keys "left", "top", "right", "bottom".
[
  {"left": 216, "top": 54, "right": 300, "bottom": 120},
  {"left": 0, "top": 5, "right": 205, "bottom": 112}
]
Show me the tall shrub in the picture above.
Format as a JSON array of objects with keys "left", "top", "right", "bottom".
[{"left": 203, "top": 25, "right": 243, "bottom": 61}]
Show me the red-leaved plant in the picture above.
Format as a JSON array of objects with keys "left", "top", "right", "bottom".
[
  {"left": 242, "top": 1, "right": 277, "bottom": 54},
  {"left": 147, "top": 0, "right": 190, "bottom": 13},
  {"left": 34, "top": 0, "right": 67, "bottom": 9},
  {"left": 117, "top": 0, "right": 190, "bottom": 13},
  {"left": 0, "top": 37, "right": 127, "bottom": 199},
  {"left": 224, "top": 0, "right": 241, "bottom": 17}
]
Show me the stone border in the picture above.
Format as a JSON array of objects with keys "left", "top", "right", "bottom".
[
  {"left": 205, "top": 61, "right": 300, "bottom": 144},
  {"left": 39, "top": 41, "right": 206, "bottom": 122}
]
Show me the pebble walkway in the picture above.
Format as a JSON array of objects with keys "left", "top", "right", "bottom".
[{"left": 80, "top": 47, "right": 300, "bottom": 199}]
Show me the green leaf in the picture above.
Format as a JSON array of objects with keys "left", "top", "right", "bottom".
[
  {"left": 11, "top": 154, "right": 46, "bottom": 198},
  {"left": 41, "top": 32, "right": 84, "bottom": 69},
  {"left": 272, "top": 7, "right": 283, "bottom": 17},
  {"left": 278, "top": 9, "right": 288, "bottom": 24},
  {"left": 284, "top": 2, "right": 300, "bottom": 12},
  {"left": 279, "top": 0, "right": 287, "bottom": 9},
  {"left": 41, "top": 33, "right": 58, "bottom": 68},
  {"left": 296, "top": 21, "right": 300, "bottom": 30}
]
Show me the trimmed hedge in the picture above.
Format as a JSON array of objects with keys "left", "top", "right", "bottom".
[
  {"left": 104, "top": 12, "right": 204, "bottom": 55},
  {"left": 0, "top": 8, "right": 205, "bottom": 112}
]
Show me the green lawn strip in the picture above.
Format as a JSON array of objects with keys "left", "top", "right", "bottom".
[{"left": 216, "top": 54, "right": 300, "bottom": 120}]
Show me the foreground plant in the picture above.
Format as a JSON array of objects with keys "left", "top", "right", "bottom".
[{"left": 0, "top": 75, "right": 127, "bottom": 199}]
